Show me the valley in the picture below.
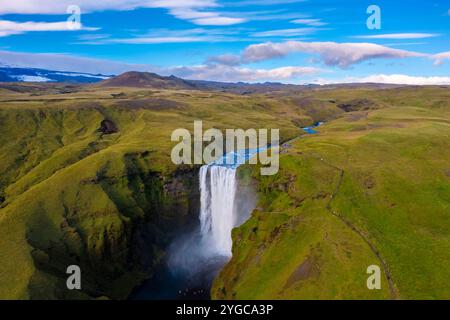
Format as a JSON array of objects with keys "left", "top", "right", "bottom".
[{"left": 0, "top": 76, "right": 449, "bottom": 299}]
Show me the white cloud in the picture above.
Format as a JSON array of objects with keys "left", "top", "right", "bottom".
[
  {"left": 241, "top": 41, "right": 424, "bottom": 67},
  {"left": 354, "top": 33, "right": 440, "bottom": 39},
  {"left": 313, "top": 74, "right": 450, "bottom": 85},
  {"left": 0, "top": 0, "right": 244, "bottom": 26},
  {"left": 231, "top": 10, "right": 308, "bottom": 22},
  {"left": 252, "top": 28, "right": 320, "bottom": 37},
  {"left": 191, "top": 16, "right": 245, "bottom": 25},
  {"left": 433, "top": 51, "right": 450, "bottom": 65},
  {"left": 82, "top": 28, "right": 245, "bottom": 44},
  {"left": 291, "top": 19, "right": 327, "bottom": 26},
  {"left": 0, "top": 20, "right": 98, "bottom": 37},
  {"left": 165, "top": 7, "right": 246, "bottom": 25},
  {"left": 11, "top": 75, "right": 52, "bottom": 82},
  {"left": 169, "top": 64, "right": 321, "bottom": 82},
  {"left": 207, "top": 54, "right": 242, "bottom": 66}
]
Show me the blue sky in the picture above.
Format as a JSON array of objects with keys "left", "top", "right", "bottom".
[{"left": 0, "top": 0, "right": 449, "bottom": 84}]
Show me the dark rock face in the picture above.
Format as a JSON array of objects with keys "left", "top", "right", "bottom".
[
  {"left": 99, "top": 71, "right": 196, "bottom": 89},
  {"left": 99, "top": 119, "right": 119, "bottom": 134},
  {"left": 25, "top": 159, "right": 200, "bottom": 300},
  {"left": 111, "top": 92, "right": 126, "bottom": 98},
  {"left": 338, "top": 99, "right": 377, "bottom": 112}
]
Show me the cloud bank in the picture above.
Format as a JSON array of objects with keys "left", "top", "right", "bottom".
[
  {"left": 207, "top": 41, "right": 429, "bottom": 69},
  {"left": 207, "top": 40, "right": 450, "bottom": 72},
  {"left": 433, "top": 51, "right": 450, "bottom": 65},
  {"left": 170, "top": 64, "right": 321, "bottom": 82},
  {"left": 241, "top": 41, "right": 424, "bottom": 68},
  {"left": 0, "top": 50, "right": 319, "bottom": 82},
  {"left": 314, "top": 74, "right": 450, "bottom": 86}
]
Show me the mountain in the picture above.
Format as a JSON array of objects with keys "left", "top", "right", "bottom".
[
  {"left": 98, "top": 71, "right": 197, "bottom": 89},
  {"left": 0, "top": 66, "right": 111, "bottom": 83}
]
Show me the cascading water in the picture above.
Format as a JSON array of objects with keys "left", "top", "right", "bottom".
[
  {"left": 199, "top": 165, "right": 238, "bottom": 257},
  {"left": 134, "top": 145, "right": 273, "bottom": 299},
  {"left": 132, "top": 123, "right": 321, "bottom": 299},
  {"left": 197, "top": 147, "right": 265, "bottom": 258}
]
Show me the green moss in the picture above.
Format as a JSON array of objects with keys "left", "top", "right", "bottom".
[
  {"left": 213, "top": 90, "right": 450, "bottom": 299},
  {"left": 0, "top": 84, "right": 449, "bottom": 299}
]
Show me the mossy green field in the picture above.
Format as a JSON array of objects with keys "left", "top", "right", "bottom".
[{"left": 0, "top": 83, "right": 449, "bottom": 299}]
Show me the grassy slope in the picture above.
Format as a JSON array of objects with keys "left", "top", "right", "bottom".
[
  {"left": 212, "top": 87, "right": 450, "bottom": 299},
  {"left": 0, "top": 85, "right": 316, "bottom": 299},
  {"left": 0, "top": 84, "right": 449, "bottom": 299}
]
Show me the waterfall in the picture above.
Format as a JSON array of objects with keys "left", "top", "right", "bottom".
[
  {"left": 199, "top": 165, "right": 238, "bottom": 257},
  {"left": 198, "top": 147, "right": 268, "bottom": 258},
  {"left": 161, "top": 150, "right": 259, "bottom": 298}
]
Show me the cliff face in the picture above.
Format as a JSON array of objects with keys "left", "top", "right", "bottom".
[
  {"left": 2, "top": 85, "right": 449, "bottom": 300},
  {"left": 0, "top": 108, "right": 199, "bottom": 299},
  {"left": 210, "top": 144, "right": 392, "bottom": 300},
  {"left": 0, "top": 84, "right": 307, "bottom": 300},
  {"left": 211, "top": 97, "right": 450, "bottom": 299},
  {"left": 27, "top": 163, "right": 199, "bottom": 299}
]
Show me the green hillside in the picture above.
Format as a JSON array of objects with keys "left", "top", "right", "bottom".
[
  {"left": 0, "top": 83, "right": 449, "bottom": 299},
  {"left": 0, "top": 84, "right": 313, "bottom": 299},
  {"left": 212, "top": 87, "right": 450, "bottom": 299}
]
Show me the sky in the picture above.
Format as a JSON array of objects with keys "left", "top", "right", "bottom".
[{"left": 0, "top": 0, "right": 449, "bottom": 84}]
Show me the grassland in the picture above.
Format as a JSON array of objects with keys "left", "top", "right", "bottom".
[
  {"left": 0, "top": 83, "right": 325, "bottom": 299},
  {"left": 0, "top": 83, "right": 449, "bottom": 299},
  {"left": 212, "top": 86, "right": 450, "bottom": 299}
]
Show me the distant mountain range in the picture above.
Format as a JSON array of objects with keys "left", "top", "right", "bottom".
[
  {"left": 0, "top": 66, "right": 308, "bottom": 92},
  {"left": 97, "top": 71, "right": 409, "bottom": 93},
  {"left": 98, "top": 71, "right": 325, "bottom": 93},
  {"left": 0, "top": 66, "right": 112, "bottom": 83},
  {"left": 0, "top": 66, "right": 414, "bottom": 93}
]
